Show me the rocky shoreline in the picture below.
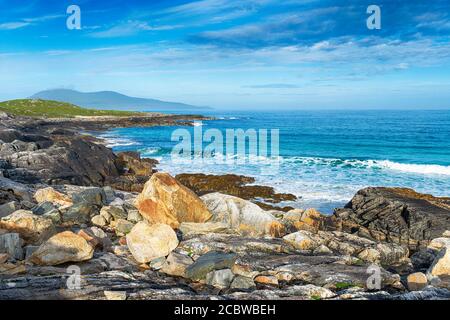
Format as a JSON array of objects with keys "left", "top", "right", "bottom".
[{"left": 0, "top": 112, "right": 449, "bottom": 300}]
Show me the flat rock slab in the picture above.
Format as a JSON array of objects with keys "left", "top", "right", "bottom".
[{"left": 185, "top": 251, "right": 237, "bottom": 281}]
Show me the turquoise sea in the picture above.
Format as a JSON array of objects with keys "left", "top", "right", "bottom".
[{"left": 100, "top": 110, "right": 450, "bottom": 213}]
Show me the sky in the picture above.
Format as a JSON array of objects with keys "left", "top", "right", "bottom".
[{"left": 0, "top": 0, "right": 450, "bottom": 109}]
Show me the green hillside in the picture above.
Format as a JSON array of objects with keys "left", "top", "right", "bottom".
[{"left": 0, "top": 99, "right": 145, "bottom": 118}]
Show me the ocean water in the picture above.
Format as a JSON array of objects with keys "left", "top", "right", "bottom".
[{"left": 100, "top": 110, "right": 450, "bottom": 213}]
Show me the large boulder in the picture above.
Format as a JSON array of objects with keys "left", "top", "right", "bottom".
[
  {"left": 29, "top": 231, "right": 94, "bottom": 266},
  {"left": 135, "top": 173, "right": 212, "bottom": 229},
  {"left": 0, "top": 210, "right": 54, "bottom": 244},
  {"left": 200, "top": 193, "right": 285, "bottom": 237},
  {"left": 331, "top": 187, "right": 450, "bottom": 249},
  {"left": 126, "top": 222, "right": 179, "bottom": 264}
]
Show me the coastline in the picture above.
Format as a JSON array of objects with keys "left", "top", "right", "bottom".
[{"left": 0, "top": 111, "right": 450, "bottom": 300}]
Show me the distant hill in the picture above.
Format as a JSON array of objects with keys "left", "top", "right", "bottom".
[
  {"left": 30, "top": 89, "right": 209, "bottom": 111},
  {"left": 0, "top": 99, "right": 145, "bottom": 118}
]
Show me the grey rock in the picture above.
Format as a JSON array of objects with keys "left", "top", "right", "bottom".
[
  {"left": 0, "top": 201, "right": 18, "bottom": 218},
  {"left": 149, "top": 257, "right": 166, "bottom": 270},
  {"left": 127, "top": 210, "right": 142, "bottom": 223},
  {"left": 185, "top": 251, "right": 237, "bottom": 281},
  {"left": 332, "top": 187, "right": 450, "bottom": 250},
  {"left": 230, "top": 276, "right": 256, "bottom": 290},
  {"left": 64, "top": 202, "right": 97, "bottom": 224},
  {"left": 25, "top": 245, "right": 39, "bottom": 259},
  {"left": 114, "top": 219, "right": 134, "bottom": 236},
  {"left": 0, "top": 177, "right": 33, "bottom": 202},
  {"left": 0, "top": 233, "right": 23, "bottom": 260},
  {"left": 160, "top": 252, "right": 193, "bottom": 277},
  {"left": 205, "top": 269, "right": 234, "bottom": 289},
  {"left": 32, "top": 201, "right": 57, "bottom": 216},
  {"left": 72, "top": 188, "right": 106, "bottom": 207},
  {"left": 102, "top": 186, "right": 116, "bottom": 204},
  {"left": 101, "top": 205, "right": 127, "bottom": 221}
]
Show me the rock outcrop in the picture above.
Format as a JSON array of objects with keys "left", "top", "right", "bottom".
[{"left": 331, "top": 187, "right": 450, "bottom": 249}]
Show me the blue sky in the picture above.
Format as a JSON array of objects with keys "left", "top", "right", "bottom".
[{"left": 0, "top": 0, "right": 450, "bottom": 109}]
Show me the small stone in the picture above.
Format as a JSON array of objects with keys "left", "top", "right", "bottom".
[
  {"left": 34, "top": 187, "right": 72, "bottom": 207},
  {"left": 91, "top": 215, "right": 107, "bottom": 227},
  {"left": 206, "top": 269, "right": 234, "bottom": 289},
  {"left": 443, "top": 230, "right": 450, "bottom": 238},
  {"left": 119, "top": 237, "right": 127, "bottom": 246},
  {"left": 78, "top": 227, "right": 112, "bottom": 251},
  {"left": 103, "top": 187, "right": 116, "bottom": 204},
  {"left": 104, "top": 291, "right": 127, "bottom": 300},
  {"left": 32, "top": 202, "right": 57, "bottom": 216},
  {"left": 254, "top": 275, "right": 279, "bottom": 286},
  {"left": 72, "top": 188, "right": 106, "bottom": 206},
  {"left": 149, "top": 256, "right": 166, "bottom": 270},
  {"left": 64, "top": 202, "right": 96, "bottom": 224},
  {"left": 115, "top": 219, "right": 134, "bottom": 236},
  {"left": 276, "top": 272, "right": 294, "bottom": 282},
  {"left": 113, "top": 245, "right": 129, "bottom": 256},
  {"left": 313, "top": 244, "right": 333, "bottom": 255},
  {"left": 407, "top": 272, "right": 428, "bottom": 291},
  {"left": 42, "top": 210, "right": 61, "bottom": 224},
  {"left": 160, "top": 252, "right": 194, "bottom": 277},
  {"left": 0, "top": 233, "right": 23, "bottom": 260},
  {"left": 283, "top": 231, "right": 318, "bottom": 251},
  {"left": 127, "top": 210, "right": 142, "bottom": 223},
  {"left": 24, "top": 245, "right": 39, "bottom": 259},
  {"left": 101, "top": 206, "right": 127, "bottom": 221},
  {"left": 0, "top": 202, "right": 18, "bottom": 218},
  {"left": 358, "top": 248, "right": 381, "bottom": 263},
  {"left": 230, "top": 276, "right": 256, "bottom": 290}
]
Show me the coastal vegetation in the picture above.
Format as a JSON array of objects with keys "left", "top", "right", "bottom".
[{"left": 0, "top": 99, "right": 145, "bottom": 118}]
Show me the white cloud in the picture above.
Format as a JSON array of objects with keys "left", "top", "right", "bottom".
[{"left": 0, "top": 22, "right": 31, "bottom": 30}]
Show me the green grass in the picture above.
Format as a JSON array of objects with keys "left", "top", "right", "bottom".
[
  {"left": 334, "top": 282, "right": 358, "bottom": 290},
  {"left": 0, "top": 99, "right": 145, "bottom": 118}
]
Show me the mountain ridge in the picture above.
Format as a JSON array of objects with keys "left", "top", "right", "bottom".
[{"left": 30, "top": 89, "right": 210, "bottom": 111}]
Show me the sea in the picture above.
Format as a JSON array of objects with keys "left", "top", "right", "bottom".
[{"left": 98, "top": 109, "right": 450, "bottom": 213}]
